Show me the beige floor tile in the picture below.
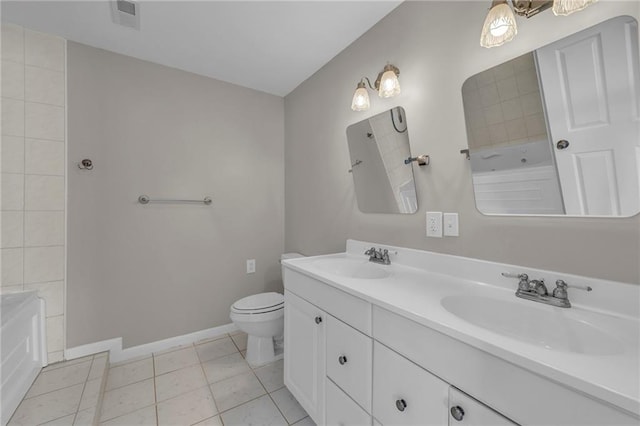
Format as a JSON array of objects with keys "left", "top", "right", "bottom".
[
  {"left": 292, "top": 416, "right": 316, "bottom": 426},
  {"left": 26, "top": 360, "right": 92, "bottom": 397},
  {"left": 154, "top": 346, "right": 200, "bottom": 375},
  {"left": 156, "top": 386, "right": 217, "bottom": 426},
  {"left": 202, "top": 353, "right": 251, "bottom": 384},
  {"left": 88, "top": 355, "right": 109, "bottom": 380},
  {"left": 193, "top": 415, "right": 223, "bottom": 426},
  {"left": 40, "top": 413, "right": 75, "bottom": 425},
  {"left": 73, "top": 407, "right": 97, "bottom": 426},
  {"left": 220, "top": 395, "right": 286, "bottom": 426},
  {"left": 253, "top": 360, "right": 284, "bottom": 392},
  {"left": 270, "top": 387, "right": 307, "bottom": 424},
  {"left": 195, "top": 337, "right": 238, "bottom": 363},
  {"left": 109, "top": 354, "right": 151, "bottom": 368},
  {"left": 100, "top": 405, "right": 157, "bottom": 426},
  {"left": 42, "top": 356, "right": 93, "bottom": 372},
  {"left": 210, "top": 371, "right": 265, "bottom": 412},
  {"left": 155, "top": 364, "right": 207, "bottom": 402},
  {"left": 79, "top": 378, "right": 102, "bottom": 411},
  {"left": 9, "top": 383, "right": 83, "bottom": 425},
  {"left": 230, "top": 333, "right": 248, "bottom": 351},
  {"left": 106, "top": 357, "right": 153, "bottom": 391},
  {"left": 100, "top": 378, "right": 155, "bottom": 422}
]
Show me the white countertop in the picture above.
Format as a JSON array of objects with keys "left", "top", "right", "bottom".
[{"left": 282, "top": 240, "right": 640, "bottom": 417}]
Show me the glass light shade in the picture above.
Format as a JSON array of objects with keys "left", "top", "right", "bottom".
[
  {"left": 552, "top": 0, "right": 597, "bottom": 16},
  {"left": 351, "top": 85, "right": 370, "bottom": 111},
  {"left": 378, "top": 70, "right": 401, "bottom": 98},
  {"left": 480, "top": 1, "right": 518, "bottom": 48}
]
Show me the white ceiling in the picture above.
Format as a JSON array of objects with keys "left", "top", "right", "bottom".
[{"left": 2, "top": 1, "right": 402, "bottom": 96}]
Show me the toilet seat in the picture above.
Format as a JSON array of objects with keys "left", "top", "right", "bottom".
[{"left": 231, "top": 292, "right": 284, "bottom": 315}]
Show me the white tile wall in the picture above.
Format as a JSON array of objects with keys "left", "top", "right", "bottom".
[
  {"left": 1, "top": 135, "right": 25, "bottom": 173},
  {"left": 1, "top": 23, "right": 66, "bottom": 361}
]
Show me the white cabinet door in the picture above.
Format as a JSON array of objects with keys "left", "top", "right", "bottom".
[
  {"left": 448, "top": 388, "right": 517, "bottom": 426},
  {"left": 536, "top": 16, "right": 640, "bottom": 216},
  {"left": 284, "top": 290, "right": 326, "bottom": 425},
  {"left": 326, "top": 315, "right": 373, "bottom": 412},
  {"left": 326, "top": 378, "right": 372, "bottom": 426},
  {"left": 373, "top": 342, "right": 449, "bottom": 426}
]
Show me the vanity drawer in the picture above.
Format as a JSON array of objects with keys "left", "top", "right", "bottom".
[
  {"left": 283, "top": 268, "right": 371, "bottom": 335},
  {"left": 373, "top": 342, "right": 449, "bottom": 426},
  {"left": 326, "top": 314, "right": 372, "bottom": 412},
  {"left": 448, "top": 387, "right": 517, "bottom": 425},
  {"left": 326, "top": 378, "right": 372, "bottom": 426}
]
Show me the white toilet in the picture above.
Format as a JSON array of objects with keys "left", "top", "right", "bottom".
[{"left": 229, "top": 253, "right": 303, "bottom": 367}]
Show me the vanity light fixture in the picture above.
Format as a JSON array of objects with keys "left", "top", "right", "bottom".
[
  {"left": 350, "top": 64, "right": 401, "bottom": 111},
  {"left": 552, "top": 0, "right": 598, "bottom": 16},
  {"left": 480, "top": 0, "right": 518, "bottom": 49},
  {"left": 480, "top": 0, "right": 597, "bottom": 48}
]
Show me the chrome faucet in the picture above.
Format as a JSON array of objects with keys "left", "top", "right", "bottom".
[
  {"left": 364, "top": 247, "right": 391, "bottom": 265},
  {"left": 502, "top": 273, "right": 592, "bottom": 308}
]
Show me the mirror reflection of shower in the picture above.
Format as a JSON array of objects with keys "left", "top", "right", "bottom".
[{"left": 346, "top": 106, "right": 418, "bottom": 214}]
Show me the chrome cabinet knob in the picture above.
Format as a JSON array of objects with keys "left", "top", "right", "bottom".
[
  {"left": 450, "top": 406, "right": 465, "bottom": 421},
  {"left": 314, "top": 316, "right": 322, "bottom": 324},
  {"left": 556, "top": 139, "right": 570, "bottom": 150},
  {"left": 395, "top": 399, "right": 407, "bottom": 412},
  {"left": 338, "top": 355, "right": 348, "bottom": 365}
]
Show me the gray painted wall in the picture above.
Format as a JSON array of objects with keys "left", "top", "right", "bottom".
[
  {"left": 284, "top": 1, "right": 640, "bottom": 284},
  {"left": 67, "top": 42, "right": 284, "bottom": 348}
]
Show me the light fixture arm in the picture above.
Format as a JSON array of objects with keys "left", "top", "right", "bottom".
[{"left": 357, "top": 77, "right": 376, "bottom": 91}]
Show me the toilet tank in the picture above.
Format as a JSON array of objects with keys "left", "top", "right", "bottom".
[{"left": 281, "top": 253, "right": 304, "bottom": 282}]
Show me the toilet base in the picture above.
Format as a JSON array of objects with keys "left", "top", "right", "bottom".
[{"left": 245, "top": 335, "right": 283, "bottom": 367}]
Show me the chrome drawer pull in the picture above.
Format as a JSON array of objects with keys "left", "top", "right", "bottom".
[
  {"left": 396, "top": 399, "right": 407, "bottom": 412},
  {"left": 450, "top": 406, "right": 465, "bottom": 421},
  {"left": 338, "top": 355, "right": 348, "bottom": 365},
  {"left": 315, "top": 316, "right": 322, "bottom": 324}
]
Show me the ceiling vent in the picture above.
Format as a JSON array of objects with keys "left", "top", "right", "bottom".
[{"left": 110, "top": 0, "right": 140, "bottom": 30}]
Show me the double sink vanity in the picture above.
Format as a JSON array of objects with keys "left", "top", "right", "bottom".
[{"left": 282, "top": 240, "right": 640, "bottom": 425}]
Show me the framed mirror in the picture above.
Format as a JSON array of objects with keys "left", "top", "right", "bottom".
[
  {"left": 346, "top": 107, "right": 418, "bottom": 214},
  {"left": 461, "top": 16, "right": 640, "bottom": 217}
]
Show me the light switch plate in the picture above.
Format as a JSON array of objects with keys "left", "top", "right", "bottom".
[
  {"left": 426, "top": 212, "right": 443, "bottom": 238},
  {"left": 246, "top": 259, "right": 256, "bottom": 274},
  {"left": 444, "top": 213, "right": 459, "bottom": 236}
]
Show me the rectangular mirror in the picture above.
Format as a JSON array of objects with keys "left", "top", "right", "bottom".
[
  {"left": 462, "top": 15, "right": 640, "bottom": 217},
  {"left": 346, "top": 107, "right": 418, "bottom": 214}
]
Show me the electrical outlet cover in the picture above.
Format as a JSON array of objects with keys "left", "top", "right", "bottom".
[{"left": 426, "top": 211, "right": 443, "bottom": 238}]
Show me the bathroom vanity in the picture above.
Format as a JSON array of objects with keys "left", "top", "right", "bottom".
[{"left": 282, "top": 240, "right": 640, "bottom": 425}]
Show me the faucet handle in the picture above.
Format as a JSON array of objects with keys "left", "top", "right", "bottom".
[
  {"left": 502, "top": 272, "right": 530, "bottom": 291},
  {"left": 552, "top": 280, "right": 569, "bottom": 300},
  {"left": 555, "top": 279, "right": 592, "bottom": 293}
]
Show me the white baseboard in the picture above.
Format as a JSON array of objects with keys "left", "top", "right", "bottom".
[{"left": 64, "top": 323, "right": 238, "bottom": 364}]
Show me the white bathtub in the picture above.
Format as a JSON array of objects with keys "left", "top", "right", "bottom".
[{"left": 1, "top": 291, "right": 47, "bottom": 426}]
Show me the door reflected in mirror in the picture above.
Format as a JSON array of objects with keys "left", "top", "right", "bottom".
[
  {"left": 461, "top": 16, "right": 640, "bottom": 217},
  {"left": 346, "top": 107, "right": 418, "bottom": 214}
]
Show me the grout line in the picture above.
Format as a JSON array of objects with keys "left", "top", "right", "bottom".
[
  {"left": 21, "top": 26, "right": 26, "bottom": 296},
  {"left": 152, "top": 345, "right": 159, "bottom": 426}
]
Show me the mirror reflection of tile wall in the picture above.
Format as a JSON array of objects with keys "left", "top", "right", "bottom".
[
  {"left": 369, "top": 110, "right": 413, "bottom": 212},
  {"left": 461, "top": 53, "right": 548, "bottom": 151}
]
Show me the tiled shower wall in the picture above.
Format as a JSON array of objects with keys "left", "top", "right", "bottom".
[{"left": 1, "top": 23, "right": 66, "bottom": 362}]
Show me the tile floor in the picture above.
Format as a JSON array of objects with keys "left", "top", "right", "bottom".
[
  {"left": 9, "top": 332, "right": 313, "bottom": 425},
  {"left": 100, "top": 331, "right": 312, "bottom": 426},
  {"left": 9, "top": 352, "right": 109, "bottom": 425}
]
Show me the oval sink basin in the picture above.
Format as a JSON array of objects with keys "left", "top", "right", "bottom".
[
  {"left": 441, "top": 295, "right": 624, "bottom": 355},
  {"left": 312, "top": 258, "right": 390, "bottom": 279}
]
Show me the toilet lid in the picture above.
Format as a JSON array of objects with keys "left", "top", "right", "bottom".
[{"left": 232, "top": 292, "right": 284, "bottom": 311}]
